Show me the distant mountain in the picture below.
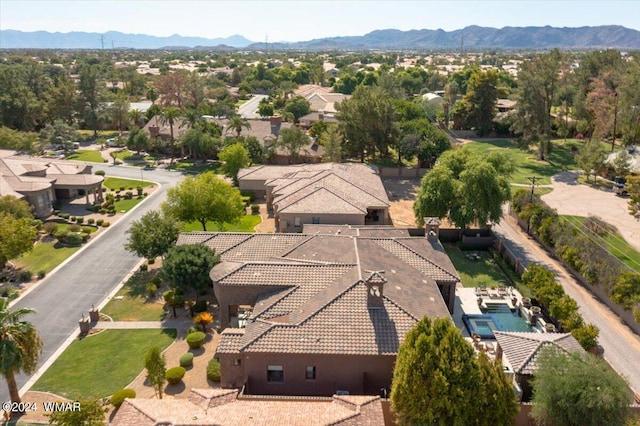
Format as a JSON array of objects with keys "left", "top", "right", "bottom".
[
  {"left": 0, "top": 30, "right": 254, "bottom": 49},
  {"left": 2, "top": 26, "right": 639, "bottom": 50},
  {"left": 251, "top": 25, "right": 640, "bottom": 50}
]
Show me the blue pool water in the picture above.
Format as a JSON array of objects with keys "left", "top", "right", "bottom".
[{"left": 463, "top": 303, "right": 534, "bottom": 339}]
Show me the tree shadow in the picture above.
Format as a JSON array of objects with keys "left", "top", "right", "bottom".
[{"left": 164, "top": 382, "right": 186, "bottom": 395}]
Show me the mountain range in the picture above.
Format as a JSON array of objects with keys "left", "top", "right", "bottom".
[{"left": 2, "top": 25, "right": 639, "bottom": 50}]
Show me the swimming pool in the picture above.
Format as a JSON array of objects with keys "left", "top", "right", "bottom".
[{"left": 463, "top": 304, "right": 535, "bottom": 339}]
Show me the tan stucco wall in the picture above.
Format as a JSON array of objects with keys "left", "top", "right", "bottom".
[{"left": 277, "top": 213, "right": 364, "bottom": 233}]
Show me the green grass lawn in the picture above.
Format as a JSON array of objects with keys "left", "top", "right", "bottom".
[
  {"left": 560, "top": 215, "right": 640, "bottom": 272},
  {"left": 464, "top": 139, "right": 582, "bottom": 185},
  {"left": 32, "top": 329, "right": 176, "bottom": 399},
  {"left": 168, "top": 160, "right": 221, "bottom": 174},
  {"left": 102, "top": 270, "right": 166, "bottom": 321},
  {"left": 113, "top": 197, "right": 146, "bottom": 213},
  {"left": 49, "top": 222, "right": 98, "bottom": 233},
  {"left": 15, "top": 242, "right": 81, "bottom": 274},
  {"left": 444, "top": 244, "right": 510, "bottom": 288},
  {"left": 181, "top": 214, "right": 261, "bottom": 232},
  {"left": 65, "top": 149, "right": 105, "bottom": 163},
  {"left": 104, "top": 177, "right": 155, "bottom": 190}
]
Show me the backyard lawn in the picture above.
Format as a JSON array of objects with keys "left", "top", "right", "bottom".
[
  {"left": 464, "top": 139, "right": 583, "bottom": 185},
  {"left": 103, "top": 177, "right": 155, "bottom": 190},
  {"left": 31, "top": 329, "right": 176, "bottom": 399},
  {"left": 65, "top": 149, "right": 105, "bottom": 163},
  {"left": 15, "top": 242, "right": 81, "bottom": 274},
  {"left": 444, "top": 244, "right": 509, "bottom": 288},
  {"left": 181, "top": 214, "right": 261, "bottom": 232}
]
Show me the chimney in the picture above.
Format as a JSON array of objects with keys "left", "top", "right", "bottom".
[
  {"left": 149, "top": 125, "right": 160, "bottom": 139},
  {"left": 364, "top": 271, "right": 386, "bottom": 309},
  {"left": 270, "top": 116, "right": 282, "bottom": 126},
  {"left": 424, "top": 217, "right": 440, "bottom": 242},
  {"left": 318, "top": 110, "right": 324, "bottom": 121}
]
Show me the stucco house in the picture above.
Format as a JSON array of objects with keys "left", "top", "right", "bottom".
[
  {"left": 0, "top": 149, "right": 104, "bottom": 217},
  {"left": 142, "top": 115, "right": 190, "bottom": 142},
  {"left": 238, "top": 163, "right": 390, "bottom": 232},
  {"left": 177, "top": 221, "right": 459, "bottom": 397}
]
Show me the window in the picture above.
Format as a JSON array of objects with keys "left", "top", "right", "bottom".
[
  {"left": 267, "top": 365, "right": 284, "bottom": 383},
  {"left": 294, "top": 217, "right": 301, "bottom": 227},
  {"left": 305, "top": 365, "right": 316, "bottom": 380},
  {"left": 312, "top": 217, "right": 320, "bottom": 224}
]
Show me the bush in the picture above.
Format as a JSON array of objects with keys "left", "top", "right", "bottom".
[
  {"left": 136, "top": 186, "right": 143, "bottom": 196},
  {"left": 186, "top": 331, "right": 206, "bottom": 349},
  {"left": 146, "top": 283, "right": 157, "bottom": 297},
  {"left": 95, "top": 170, "right": 106, "bottom": 176},
  {"left": 179, "top": 353, "right": 194, "bottom": 368},
  {"left": 96, "top": 219, "right": 104, "bottom": 226},
  {"left": 139, "top": 263, "right": 148, "bottom": 272},
  {"left": 250, "top": 204, "right": 260, "bottom": 215},
  {"left": 81, "top": 226, "right": 93, "bottom": 234},
  {"left": 102, "top": 221, "right": 111, "bottom": 227},
  {"left": 70, "top": 216, "right": 76, "bottom": 222},
  {"left": 120, "top": 186, "right": 125, "bottom": 191},
  {"left": 68, "top": 224, "right": 81, "bottom": 232},
  {"left": 17, "top": 270, "right": 32, "bottom": 283},
  {"left": 43, "top": 222, "right": 59, "bottom": 235},
  {"left": 207, "top": 358, "right": 221, "bottom": 382},
  {"left": 165, "top": 366, "right": 186, "bottom": 385},
  {"left": 76, "top": 217, "right": 84, "bottom": 224},
  {"left": 60, "top": 212, "right": 70, "bottom": 219},
  {"left": 80, "top": 232, "right": 90, "bottom": 242},
  {"left": 110, "top": 388, "right": 136, "bottom": 407},
  {"left": 66, "top": 233, "right": 83, "bottom": 246},
  {"left": 37, "top": 270, "right": 46, "bottom": 279},
  {"left": 151, "top": 275, "right": 161, "bottom": 286},
  {"left": 54, "top": 230, "right": 68, "bottom": 241},
  {"left": 53, "top": 209, "right": 61, "bottom": 215},
  {"left": 147, "top": 258, "right": 155, "bottom": 265},
  {"left": 125, "top": 191, "right": 133, "bottom": 200},
  {"left": 187, "top": 325, "right": 200, "bottom": 334},
  {"left": 87, "top": 218, "right": 95, "bottom": 224},
  {"left": 193, "top": 300, "right": 207, "bottom": 313}
]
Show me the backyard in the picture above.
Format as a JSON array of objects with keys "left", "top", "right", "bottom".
[
  {"left": 31, "top": 329, "right": 176, "bottom": 399},
  {"left": 182, "top": 214, "right": 262, "bottom": 232}
]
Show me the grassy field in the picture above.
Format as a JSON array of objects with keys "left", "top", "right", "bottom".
[
  {"left": 181, "top": 214, "right": 261, "bottom": 232},
  {"left": 65, "top": 149, "right": 105, "bottom": 163},
  {"left": 104, "top": 177, "right": 155, "bottom": 190},
  {"left": 15, "top": 242, "right": 81, "bottom": 274},
  {"left": 464, "top": 139, "right": 582, "bottom": 185},
  {"left": 444, "top": 244, "right": 510, "bottom": 288},
  {"left": 32, "top": 329, "right": 176, "bottom": 399},
  {"left": 561, "top": 215, "right": 640, "bottom": 272}
]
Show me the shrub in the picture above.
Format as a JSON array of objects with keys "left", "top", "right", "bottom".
[
  {"left": 146, "top": 283, "right": 157, "bottom": 297},
  {"left": 120, "top": 186, "right": 126, "bottom": 191},
  {"left": 37, "top": 270, "right": 46, "bottom": 279},
  {"left": 68, "top": 224, "right": 81, "bottom": 232},
  {"left": 87, "top": 218, "right": 95, "bottom": 224},
  {"left": 241, "top": 191, "right": 256, "bottom": 202},
  {"left": 66, "top": 233, "right": 83, "bottom": 246},
  {"left": 193, "top": 300, "right": 207, "bottom": 313},
  {"left": 54, "top": 230, "right": 68, "bottom": 241},
  {"left": 76, "top": 217, "right": 84, "bottom": 224},
  {"left": 80, "top": 232, "right": 90, "bottom": 242},
  {"left": 250, "top": 204, "right": 260, "bottom": 215},
  {"left": 136, "top": 186, "right": 143, "bottom": 196},
  {"left": 165, "top": 366, "right": 186, "bottom": 385},
  {"left": 128, "top": 187, "right": 134, "bottom": 191},
  {"left": 70, "top": 216, "right": 76, "bottom": 222},
  {"left": 17, "top": 270, "right": 32, "bottom": 282},
  {"left": 179, "top": 353, "right": 194, "bottom": 368},
  {"left": 96, "top": 219, "right": 104, "bottom": 226},
  {"left": 143, "top": 192, "right": 148, "bottom": 197},
  {"left": 207, "top": 358, "right": 221, "bottom": 382},
  {"left": 186, "top": 331, "right": 206, "bottom": 349},
  {"left": 43, "top": 222, "right": 59, "bottom": 235},
  {"left": 81, "top": 226, "right": 93, "bottom": 234},
  {"left": 125, "top": 191, "right": 133, "bottom": 199},
  {"left": 95, "top": 170, "right": 106, "bottom": 176},
  {"left": 60, "top": 212, "right": 70, "bottom": 219},
  {"left": 54, "top": 209, "right": 61, "bottom": 215},
  {"left": 151, "top": 275, "right": 161, "bottom": 286},
  {"left": 241, "top": 196, "right": 251, "bottom": 207},
  {"left": 110, "top": 388, "right": 136, "bottom": 408},
  {"left": 187, "top": 325, "right": 200, "bottom": 334},
  {"left": 102, "top": 221, "right": 111, "bottom": 227},
  {"left": 148, "top": 258, "right": 155, "bottom": 265}
]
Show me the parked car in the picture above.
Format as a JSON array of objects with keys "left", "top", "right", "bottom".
[{"left": 613, "top": 176, "right": 628, "bottom": 196}]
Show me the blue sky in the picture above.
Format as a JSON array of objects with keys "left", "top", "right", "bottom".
[{"left": 2, "top": 0, "right": 639, "bottom": 42}]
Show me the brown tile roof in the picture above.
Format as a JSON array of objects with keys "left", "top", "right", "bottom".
[
  {"left": 216, "top": 328, "right": 246, "bottom": 354},
  {"left": 112, "top": 390, "right": 385, "bottom": 426},
  {"left": 211, "top": 118, "right": 293, "bottom": 143},
  {"left": 142, "top": 115, "right": 190, "bottom": 139},
  {"left": 494, "top": 332, "right": 585, "bottom": 375}
]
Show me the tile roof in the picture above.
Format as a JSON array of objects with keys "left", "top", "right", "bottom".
[
  {"left": 112, "top": 390, "right": 385, "bottom": 426},
  {"left": 216, "top": 328, "right": 246, "bottom": 354},
  {"left": 494, "top": 332, "right": 585, "bottom": 375}
]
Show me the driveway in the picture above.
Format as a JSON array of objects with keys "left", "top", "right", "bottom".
[
  {"left": 3, "top": 164, "right": 184, "bottom": 404},
  {"left": 494, "top": 210, "right": 640, "bottom": 394},
  {"left": 541, "top": 171, "right": 640, "bottom": 251},
  {"left": 238, "top": 94, "right": 268, "bottom": 119}
]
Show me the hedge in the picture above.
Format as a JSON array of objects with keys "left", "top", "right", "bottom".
[
  {"left": 207, "top": 358, "right": 221, "bottom": 382},
  {"left": 165, "top": 366, "right": 186, "bottom": 385}
]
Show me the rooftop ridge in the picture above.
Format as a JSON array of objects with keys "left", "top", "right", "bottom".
[
  {"left": 326, "top": 170, "right": 389, "bottom": 207},
  {"left": 374, "top": 237, "right": 459, "bottom": 281}
]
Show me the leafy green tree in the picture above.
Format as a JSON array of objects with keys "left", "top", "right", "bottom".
[
  {"left": 162, "top": 172, "right": 244, "bottom": 231},
  {"left": 531, "top": 348, "right": 632, "bottom": 426},
  {"left": 181, "top": 127, "right": 219, "bottom": 161},
  {"left": 47, "top": 396, "right": 107, "bottom": 425},
  {"left": 576, "top": 138, "right": 606, "bottom": 183},
  {"left": 108, "top": 93, "right": 130, "bottom": 137},
  {"left": 257, "top": 98, "right": 274, "bottom": 118},
  {"left": 0, "top": 195, "right": 33, "bottom": 219},
  {"left": 511, "top": 50, "right": 562, "bottom": 160},
  {"left": 336, "top": 85, "right": 397, "bottom": 162},
  {"left": 39, "top": 120, "right": 79, "bottom": 152},
  {"left": 144, "top": 347, "right": 166, "bottom": 400},
  {"left": 320, "top": 125, "right": 343, "bottom": 163},
  {"left": 571, "top": 323, "right": 600, "bottom": 352},
  {"left": 278, "top": 127, "right": 309, "bottom": 163},
  {"left": 219, "top": 143, "right": 250, "bottom": 184},
  {"left": 159, "top": 106, "right": 182, "bottom": 166},
  {"left": 284, "top": 95, "right": 311, "bottom": 123},
  {"left": 128, "top": 108, "right": 145, "bottom": 128},
  {"left": 163, "top": 290, "right": 185, "bottom": 318},
  {"left": 627, "top": 175, "right": 640, "bottom": 217},
  {"left": 162, "top": 244, "right": 220, "bottom": 298},
  {"left": 0, "top": 298, "right": 43, "bottom": 406},
  {"left": 242, "top": 136, "right": 264, "bottom": 165},
  {"left": 125, "top": 210, "right": 180, "bottom": 260},
  {"left": 398, "top": 118, "right": 451, "bottom": 167},
  {"left": 126, "top": 126, "right": 149, "bottom": 154},
  {"left": 0, "top": 127, "right": 39, "bottom": 153},
  {"left": 46, "top": 78, "right": 78, "bottom": 125},
  {"left": 610, "top": 150, "right": 632, "bottom": 177},
  {"left": 0, "top": 213, "right": 38, "bottom": 268},
  {"left": 391, "top": 317, "right": 517, "bottom": 425},
  {"left": 453, "top": 69, "right": 499, "bottom": 135},
  {"left": 413, "top": 148, "right": 512, "bottom": 228},
  {"left": 77, "top": 64, "right": 103, "bottom": 136}
]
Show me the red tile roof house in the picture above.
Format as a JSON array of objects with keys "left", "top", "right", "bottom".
[
  {"left": 0, "top": 149, "right": 104, "bottom": 218},
  {"left": 176, "top": 220, "right": 459, "bottom": 398},
  {"left": 111, "top": 388, "right": 386, "bottom": 426},
  {"left": 238, "top": 163, "right": 390, "bottom": 232}
]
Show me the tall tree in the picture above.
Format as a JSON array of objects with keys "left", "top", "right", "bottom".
[
  {"left": 108, "top": 93, "right": 130, "bottom": 137},
  {"left": 226, "top": 114, "right": 251, "bottom": 137},
  {"left": 453, "top": 69, "right": 499, "bottom": 135},
  {"left": 125, "top": 210, "right": 180, "bottom": 260},
  {"left": 144, "top": 347, "right": 166, "bottom": 400},
  {"left": 576, "top": 138, "right": 606, "bottom": 183},
  {"left": 162, "top": 244, "right": 220, "bottom": 299},
  {"left": 0, "top": 195, "right": 33, "bottom": 219},
  {"left": 0, "top": 213, "right": 38, "bottom": 268},
  {"left": 0, "top": 298, "right": 43, "bottom": 408},
  {"left": 218, "top": 143, "right": 250, "bottom": 185},
  {"left": 531, "top": 348, "right": 632, "bottom": 426},
  {"left": 126, "top": 126, "right": 150, "bottom": 154},
  {"left": 159, "top": 106, "right": 182, "bottom": 166},
  {"left": 320, "top": 125, "right": 343, "bottom": 163},
  {"left": 284, "top": 95, "right": 311, "bottom": 123},
  {"left": 278, "top": 127, "right": 309, "bottom": 163},
  {"left": 618, "top": 61, "right": 640, "bottom": 146},
  {"left": 78, "top": 64, "right": 103, "bottom": 136},
  {"left": 162, "top": 172, "right": 244, "bottom": 231},
  {"left": 626, "top": 175, "right": 640, "bottom": 218},
  {"left": 511, "top": 50, "right": 562, "bottom": 160},
  {"left": 391, "top": 317, "right": 517, "bottom": 425},
  {"left": 586, "top": 71, "right": 621, "bottom": 150}
]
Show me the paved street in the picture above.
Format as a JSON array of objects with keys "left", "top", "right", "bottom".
[
  {"left": 494, "top": 209, "right": 640, "bottom": 394},
  {"left": 3, "top": 164, "right": 184, "bottom": 403},
  {"left": 238, "top": 94, "right": 268, "bottom": 119}
]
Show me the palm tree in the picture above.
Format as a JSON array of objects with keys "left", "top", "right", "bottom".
[
  {"left": 128, "top": 108, "right": 145, "bottom": 128},
  {"left": 0, "top": 298, "right": 43, "bottom": 408},
  {"left": 146, "top": 86, "right": 159, "bottom": 104},
  {"left": 227, "top": 114, "right": 251, "bottom": 137},
  {"left": 159, "top": 106, "right": 182, "bottom": 166}
]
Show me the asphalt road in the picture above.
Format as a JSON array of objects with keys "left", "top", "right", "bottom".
[
  {"left": 3, "top": 164, "right": 184, "bottom": 403},
  {"left": 238, "top": 94, "right": 268, "bottom": 119},
  {"left": 494, "top": 207, "right": 640, "bottom": 394}
]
